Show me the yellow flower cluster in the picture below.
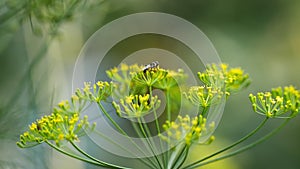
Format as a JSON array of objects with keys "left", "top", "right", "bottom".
[
  {"left": 75, "top": 81, "right": 115, "bottom": 103},
  {"left": 112, "top": 94, "right": 161, "bottom": 118},
  {"left": 222, "top": 64, "right": 251, "bottom": 92},
  {"left": 185, "top": 86, "right": 225, "bottom": 109},
  {"left": 17, "top": 99, "right": 95, "bottom": 148},
  {"left": 159, "top": 115, "right": 215, "bottom": 146},
  {"left": 106, "top": 63, "right": 187, "bottom": 97},
  {"left": 106, "top": 63, "right": 140, "bottom": 84},
  {"left": 106, "top": 63, "right": 142, "bottom": 97},
  {"left": 249, "top": 85, "right": 300, "bottom": 118},
  {"left": 131, "top": 68, "right": 168, "bottom": 87},
  {"left": 198, "top": 63, "right": 250, "bottom": 93}
]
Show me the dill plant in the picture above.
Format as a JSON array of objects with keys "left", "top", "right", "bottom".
[{"left": 17, "top": 63, "right": 300, "bottom": 168}]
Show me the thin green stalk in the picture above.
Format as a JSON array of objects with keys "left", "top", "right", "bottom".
[
  {"left": 201, "top": 106, "right": 209, "bottom": 117},
  {"left": 130, "top": 121, "right": 159, "bottom": 168},
  {"left": 140, "top": 117, "right": 165, "bottom": 168},
  {"left": 166, "top": 89, "right": 171, "bottom": 122},
  {"left": 70, "top": 141, "right": 129, "bottom": 169},
  {"left": 165, "top": 88, "right": 171, "bottom": 167},
  {"left": 131, "top": 121, "right": 144, "bottom": 138},
  {"left": 149, "top": 86, "right": 161, "bottom": 134},
  {"left": 170, "top": 144, "right": 189, "bottom": 169},
  {"left": 183, "top": 118, "right": 289, "bottom": 169},
  {"left": 149, "top": 85, "right": 166, "bottom": 168},
  {"left": 138, "top": 118, "right": 163, "bottom": 169},
  {"left": 45, "top": 141, "right": 106, "bottom": 167},
  {"left": 98, "top": 102, "right": 155, "bottom": 168},
  {"left": 174, "top": 105, "right": 210, "bottom": 169},
  {"left": 93, "top": 129, "right": 132, "bottom": 153},
  {"left": 141, "top": 116, "right": 154, "bottom": 137},
  {"left": 93, "top": 129, "right": 155, "bottom": 168},
  {"left": 160, "top": 141, "right": 166, "bottom": 168},
  {"left": 97, "top": 103, "right": 126, "bottom": 135},
  {"left": 174, "top": 146, "right": 190, "bottom": 169}
]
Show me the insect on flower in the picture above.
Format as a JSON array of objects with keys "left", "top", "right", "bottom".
[
  {"left": 142, "top": 61, "right": 159, "bottom": 73},
  {"left": 129, "top": 61, "right": 161, "bottom": 102}
]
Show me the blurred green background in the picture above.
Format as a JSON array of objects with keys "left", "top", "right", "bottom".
[{"left": 1, "top": 0, "right": 300, "bottom": 168}]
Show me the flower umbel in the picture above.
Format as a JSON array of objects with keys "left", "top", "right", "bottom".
[
  {"left": 106, "top": 63, "right": 141, "bottom": 97},
  {"left": 223, "top": 64, "right": 251, "bottom": 93},
  {"left": 17, "top": 90, "right": 97, "bottom": 148},
  {"left": 75, "top": 81, "right": 115, "bottom": 103},
  {"left": 131, "top": 68, "right": 168, "bottom": 87},
  {"left": 17, "top": 100, "right": 95, "bottom": 148},
  {"left": 159, "top": 115, "right": 215, "bottom": 146},
  {"left": 106, "top": 63, "right": 141, "bottom": 84},
  {"left": 198, "top": 63, "right": 250, "bottom": 94},
  {"left": 112, "top": 94, "right": 161, "bottom": 118},
  {"left": 185, "top": 86, "right": 225, "bottom": 109},
  {"left": 249, "top": 85, "right": 300, "bottom": 118}
]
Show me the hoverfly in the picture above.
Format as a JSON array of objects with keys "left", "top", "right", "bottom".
[
  {"left": 129, "top": 61, "right": 160, "bottom": 97},
  {"left": 142, "top": 61, "right": 159, "bottom": 73}
]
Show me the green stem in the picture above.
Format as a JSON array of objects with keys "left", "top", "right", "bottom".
[
  {"left": 175, "top": 105, "right": 210, "bottom": 169},
  {"left": 130, "top": 121, "right": 159, "bottom": 168},
  {"left": 138, "top": 118, "right": 163, "bottom": 169},
  {"left": 97, "top": 102, "right": 126, "bottom": 135},
  {"left": 184, "top": 118, "right": 289, "bottom": 169},
  {"left": 170, "top": 144, "right": 189, "bottom": 169},
  {"left": 166, "top": 89, "right": 171, "bottom": 121},
  {"left": 149, "top": 86, "right": 161, "bottom": 134},
  {"left": 98, "top": 102, "right": 155, "bottom": 168},
  {"left": 131, "top": 121, "right": 144, "bottom": 138},
  {"left": 141, "top": 117, "right": 165, "bottom": 168},
  {"left": 166, "top": 89, "right": 172, "bottom": 167},
  {"left": 175, "top": 146, "right": 190, "bottom": 169},
  {"left": 183, "top": 117, "right": 268, "bottom": 169},
  {"left": 93, "top": 129, "right": 133, "bottom": 154},
  {"left": 149, "top": 86, "right": 166, "bottom": 168},
  {"left": 70, "top": 141, "right": 129, "bottom": 169},
  {"left": 201, "top": 106, "right": 209, "bottom": 117},
  {"left": 45, "top": 141, "right": 106, "bottom": 167}
]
